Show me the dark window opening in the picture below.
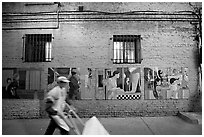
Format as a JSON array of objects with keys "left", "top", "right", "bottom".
[
  {"left": 98, "top": 74, "right": 103, "bottom": 87},
  {"left": 24, "top": 34, "right": 52, "bottom": 62},
  {"left": 113, "top": 35, "right": 141, "bottom": 64},
  {"left": 18, "top": 70, "right": 26, "bottom": 90}
]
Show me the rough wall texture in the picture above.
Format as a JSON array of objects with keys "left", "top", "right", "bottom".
[
  {"left": 2, "top": 98, "right": 201, "bottom": 119},
  {"left": 2, "top": 99, "right": 40, "bottom": 119},
  {"left": 2, "top": 2, "right": 202, "bottom": 119}
]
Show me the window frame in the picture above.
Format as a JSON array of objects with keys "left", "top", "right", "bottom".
[
  {"left": 112, "top": 35, "right": 141, "bottom": 64},
  {"left": 23, "top": 34, "right": 53, "bottom": 62}
]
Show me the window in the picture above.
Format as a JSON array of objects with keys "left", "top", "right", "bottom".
[
  {"left": 24, "top": 34, "right": 52, "bottom": 62},
  {"left": 113, "top": 35, "right": 141, "bottom": 64}
]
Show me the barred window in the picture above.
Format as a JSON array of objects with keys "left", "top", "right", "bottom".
[
  {"left": 113, "top": 35, "right": 141, "bottom": 64},
  {"left": 24, "top": 34, "right": 52, "bottom": 62}
]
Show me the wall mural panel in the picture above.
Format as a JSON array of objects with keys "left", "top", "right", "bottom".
[
  {"left": 47, "top": 67, "right": 142, "bottom": 100},
  {"left": 144, "top": 67, "right": 189, "bottom": 100},
  {"left": 102, "top": 67, "right": 141, "bottom": 100},
  {"left": 47, "top": 67, "right": 82, "bottom": 100}
]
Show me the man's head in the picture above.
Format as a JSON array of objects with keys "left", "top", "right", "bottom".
[
  {"left": 113, "top": 70, "right": 120, "bottom": 78},
  {"left": 71, "top": 68, "right": 77, "bottom": 75},
  {"left": 7, "top": 78, "right": 12, "bottom": 84},
  {"left": 57, "top": 76, "right": 70, "bottom": 88}
]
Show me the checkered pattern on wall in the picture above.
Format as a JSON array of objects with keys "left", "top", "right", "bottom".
[{"left": 117, "top": 94, "right": 141, "bottom": 100}]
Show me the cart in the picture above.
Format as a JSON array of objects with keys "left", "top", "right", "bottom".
[{"left": 64, "top": 103, "right": 109, "bottom": 135}]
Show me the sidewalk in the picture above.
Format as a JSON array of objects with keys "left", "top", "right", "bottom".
[{"left": 2, "top": 116, "right": 202, "bottom": 135}]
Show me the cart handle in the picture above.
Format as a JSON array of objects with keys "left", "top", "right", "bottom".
[{"left": 65, "top": 103, "right": 85, "bottom": 126}]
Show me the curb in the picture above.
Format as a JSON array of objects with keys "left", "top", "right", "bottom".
[{"left": 177, "top": 112, "right": 199, "bottom": 124}]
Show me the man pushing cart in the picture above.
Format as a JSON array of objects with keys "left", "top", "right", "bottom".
[{"left": 44, "top": 76, "right": 109, "bottom": 135}]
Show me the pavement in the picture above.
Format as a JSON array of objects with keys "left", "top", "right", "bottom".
[{"left": 2, "top": 113, "right": 202, "bottom": 135}]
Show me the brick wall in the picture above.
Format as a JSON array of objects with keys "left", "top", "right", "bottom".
[
  {"left": 2, "top": 2, "right": 202, "bottom": 119},
  {"left": 2, "top": 99, "right": 40, "bottom": 119},
  {"left": 3, "top": 98, "right": 201, "bottom": 119}
]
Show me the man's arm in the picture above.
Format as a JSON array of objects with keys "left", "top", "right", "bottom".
[{"left": 45, "top": 97, "right": 58, "bottom": 115}]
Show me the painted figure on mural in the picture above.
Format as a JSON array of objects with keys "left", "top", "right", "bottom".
[
  {"left": 129, "top": 67, "right": 141, "bottom": 93},
  {"left": 144, "top": 67, "right": 190, "bottom": 100},
  {"left": 106, "top": 70, "right": 124, "bottom": 99},
  {"left": 4, "top": 78, "right": 12, "bottom": 98},
  {"left": 169, "top": 78, "right": 180, "bottom": 99},
  {"left": 153, "top": 78, "right": 161, "bottom": 99},
  {"left": 181, "top": 67, "right": 189, "bottom": 89},
  {"left": 124, "top": 69, "right": 131, "bottom": 92},
  {"left": 8, "top": 73, "right": 20, "bottom": 99},
  {"left": 68, "top": 68, "right": 81, "bottom": 100}
]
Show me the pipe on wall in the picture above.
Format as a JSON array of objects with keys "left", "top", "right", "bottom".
[
  {"left": 2, "top": 10, "right": 60, "bottom": 30},
  {"left": 2, "top": 10, "right": 201, "bottom": 30}
]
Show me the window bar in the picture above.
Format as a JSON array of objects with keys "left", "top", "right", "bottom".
[
  {"left": 38, "top": 35, "right": 40, "bottom": 62},
  {"left": 128, "top": 35, "right": 130, "bottom": 63},
  {"left": 42, "top": 34, "right": 45, "bottom": 62},
  {"left": 135, "top": 36, "right": 141, "bottom": 63},
  {"left": 49, "top": 34, "right": 52, "bottom": 61},
  {"left": 123, "top": 36, "right": 126, "bottom": 63},
  {"left": 36, "top": 34, "right": 39, "bottom": 62},
  {"left": 22, "top": 35, "right": 25, "bottom": 61},
  {"left": 28, "top": 35, "right": 32, "bottom": 62},
  {"left": 128, "top": 36, "right": 131, "bottom": 63},
  {"left": 131, "top": 35, "right": 134, "bottom": 63},
  {"left": 127, "top": 36, "right": 129, "bottom": 63},
  {"left": 43, "top": 34, "right": 46, "bottom": 62},
  {"left": 115, "top": 36, "right": 118, "bottom": 63},
  {"left": 47, "top": 34, "right": 51, "bottom": 61},
  {"left": 45, "top": 35, "right": 49, "bottom": 61},
  {"left": 113, "top": 41, "right": 116, "bottom": 63},
  {"left": 25, "top": 35, "right": 28, "bottom": 62},
  {"left": 42, "top": 34, "right": 44, "bottom": 62},
  {"left": 120, "top": 35, "right": 123, "bottom": 63},
  {"left": 46, "top": 34, "right": 49, "bottom": 61},
  {"left": 127, "top": 35, "right": 130, "bottom": 63},
  {"left": 49, "top": 41, "right": 52, "bottom": 61},
  {"left": 117, "top": 42, "right": 119, "bottom": 63},
  {"left": 37, "top": 34, "right": 39, "bottom": 62},
  {"left": 27, "top": 35, "right": 30, "bottom": 62},
  {"left": 35, "top": 35, "right": 37, "bottom": 62},
  {"left": 41, "top": 34, "right": 48, "bottom": 61},
  {"left": 33, "top": 34, "right": 36, "bottom": 62},
  {"left": 37, "top": 34, "right": 40, "bottom": 62},
  {"left": 31, "top": 35, "right": 34, "bottom": 62}
]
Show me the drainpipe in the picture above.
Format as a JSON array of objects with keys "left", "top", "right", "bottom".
[{"left": 2, "top": 10, "right": 60, "bottom": 30}]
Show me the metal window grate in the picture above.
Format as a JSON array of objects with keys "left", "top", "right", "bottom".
[
  {"left": 24, "top": 34, "right": 52, "bottom": 62},
  {"left": 113, "top": 35, "right": 141, "bottom": 64}
]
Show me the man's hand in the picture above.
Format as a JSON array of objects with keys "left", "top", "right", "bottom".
[
  {"left": 57, "top": 111, "right": 65, "bottom": 119},
  {"left": 69, "top": 105, "right": 77, "bottom": 113}
]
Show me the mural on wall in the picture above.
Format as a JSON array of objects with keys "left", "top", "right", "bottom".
[
  {"left": 47, "top": 67, "right": 81, "bottom": 100},
  {"left": 144, "top": 67, "right": 190, "bottom": 100},
  {"left": 48, "top": 67, "right": 96, "bottom": 100},
  {"left": 102, "top": 67, "right": 141, "bottom": 100},
  {"left": 47, "top": 67, "right": 142, "bottom": 100},
  {"left": 2, "top": 68, "right": 42, "bottom": 99}
]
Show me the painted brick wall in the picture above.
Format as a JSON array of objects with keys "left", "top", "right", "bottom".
[
  {"left": 2, "top": 98, "right": 200, "bottom": 119},
  {"left": 2, "top": 99, "right": 40, "bottom": 119},
  {"left": 2, "top": 2, "right": 202, "bottom": 119}
]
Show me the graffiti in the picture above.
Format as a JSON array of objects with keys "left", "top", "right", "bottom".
[{"left": 144, "top": 67, "right": 189, "bottom": 100}]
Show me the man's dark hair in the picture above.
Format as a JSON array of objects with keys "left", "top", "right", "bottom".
[
  {"left": 112, "top": 70, "right": 120, "bottom": 76},
  {"left": 170, "top": 78, "right": 178, "bottom": 84},
  {"left": 6, "top": 78, "right": 12, "bottom": 83},
  {"left": 71, "top": 71, "right": 77, "bottom": 75}
]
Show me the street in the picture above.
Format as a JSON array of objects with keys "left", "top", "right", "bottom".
[{"left": 2, "top": 116, "right": 202, "bottom": 135}]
